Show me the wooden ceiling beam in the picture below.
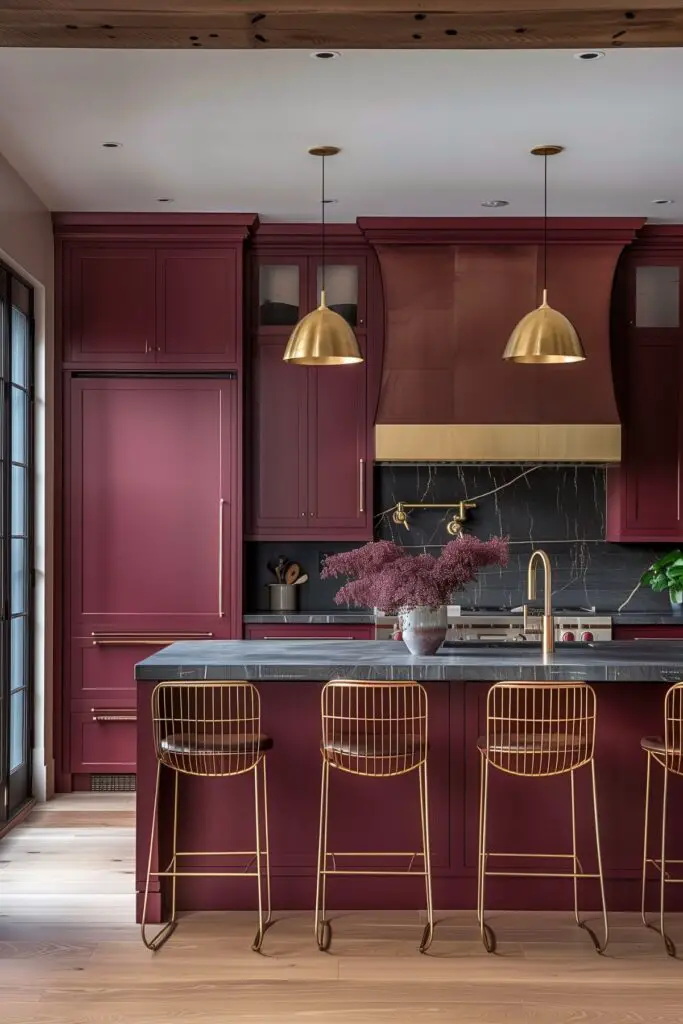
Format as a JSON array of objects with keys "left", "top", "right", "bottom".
[{"left": 1, "top": 3, "right": 682, "bottom": 49}]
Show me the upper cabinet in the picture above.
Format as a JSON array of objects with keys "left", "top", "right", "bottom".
[
  {"left": 68, "top": 247, "right": 156, "bottom": 362},
  {"left": 156, "top": 249, "right": 239, "bottom": 363},
  {"left": 256, "top": 254, "right": 367, "bottom": 332},
  {"left": 247, "top": 226, "right": 382, "bottom": 541},
  {"left": 607, "top": 232, "right": 683, "bottom": 541},
  {"left": 55, "top": 214, "right": 257, "bottom": 368}
]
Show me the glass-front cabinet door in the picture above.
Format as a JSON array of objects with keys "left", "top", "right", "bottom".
[
  {"left": 255, "top": 255, "right": 367, "bottom": 332},
  {"left": 256, "top": 257, "right": 306, "bottom": 331},
  {"left": 311, "top": 256, "right": 366, "bottom": 329},
  {"left": 632, "top": 263, "right": 681, "bottom": 330}
]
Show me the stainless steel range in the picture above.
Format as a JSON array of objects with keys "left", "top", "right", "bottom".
[{"left": 374, "top": 608, "right": 612, "bottom": 643}]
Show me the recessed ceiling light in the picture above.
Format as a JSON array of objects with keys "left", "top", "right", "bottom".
[
  {"left": 481, "top": 200, "right": 509, "bottom": 208},
  {"left": 652, "top": 198, "right": 675, "bottom": 205},
  {"left": 310, "top": 50, "right": 341, "bottom": 60},
  {"left": 156, "top": 197, "right": 174, "bottom": 203},
  {"left": 102, "top": 141, "right": 122, "bottom": 148},
  {"left": 574, "top": 50, "right": 604, "bottom": 60}
]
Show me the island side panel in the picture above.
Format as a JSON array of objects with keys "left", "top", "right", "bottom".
[
  {"left": 462, "top": 681, "right": 683, "bottom": 913},
  {"left": 135, "top": 680, "right": 452, "bottom": 917},
  {"left": 135, "top": 677, "right": 683, "bottom": 918}
]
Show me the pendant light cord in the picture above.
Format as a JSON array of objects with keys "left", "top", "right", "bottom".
[
  {"left": 543, "top": 153, "right": 548, "bottom": 296},
  {"left": 321, "top": 153, "right": 326, "bottom": 297}
]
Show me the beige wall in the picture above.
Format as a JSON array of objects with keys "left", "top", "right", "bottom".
[{"left": 0, "top": 151, "right": 54, "bottom": 800}]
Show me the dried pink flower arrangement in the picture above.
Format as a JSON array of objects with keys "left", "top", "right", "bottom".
[{"left": 321, "top": 536, "right": 509, "bottom": 614}]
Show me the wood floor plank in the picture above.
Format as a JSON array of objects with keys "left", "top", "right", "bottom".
[{"left": 2, "top": 794, "right": 683, "bottom": 1024}]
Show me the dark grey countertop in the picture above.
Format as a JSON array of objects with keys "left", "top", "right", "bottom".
[
  {"left": 136, "top": 639, "right": 683, "bottom": 683},
  {"left": 242, "top": 610, "right": 682, "bottom": 626}
]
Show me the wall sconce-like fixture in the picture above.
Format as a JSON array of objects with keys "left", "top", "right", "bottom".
[{"left": 392, "top": 501, "right": 477, "bottom": 535}]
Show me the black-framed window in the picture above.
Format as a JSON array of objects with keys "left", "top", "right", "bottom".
[{"left": 0, "top": 261, "right": 34, "bottom": 822}]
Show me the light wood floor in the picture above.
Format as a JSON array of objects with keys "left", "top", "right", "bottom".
[{"left": 1, "top": 794, "right": 682, "bottom": 1023}]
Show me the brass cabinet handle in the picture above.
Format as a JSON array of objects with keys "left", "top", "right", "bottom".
[
  {"left": 219, "top": 497, "right": 226, "bottom": 617},
  {"left": 91, "top": 709, "right": 137, "bottom": 722},
  {"left": 359, "top": 458, "right": 365, "bottom": 513},
  {"left": 91, "top": 632, "right": 213, "bottom": 646}
]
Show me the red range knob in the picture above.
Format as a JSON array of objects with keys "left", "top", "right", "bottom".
[
  {"left": 581, "top": 630, "right": 594, "bottom": 642},
  {"left": 561, "top": 631, "right": 575, "bottom": 642}
]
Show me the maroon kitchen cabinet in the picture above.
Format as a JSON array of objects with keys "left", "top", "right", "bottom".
[
  {"left": 250, "top": 336, "right": 309, "bottom": 534},
  {"left": 247, "top": 225, "right": 381, "bottom": 541},
  {"left": 244, "top": 624, "right": 374, "bottom": 640},
  {"left": 248, "top": 333, "right": 371, "bottom": 539},
  {"left": 56, "top": 214, "right": 256, "bottom": 368},
  {"left": 613, "top": 626, "right": 683, "bottom": 640},
  {"left": 308, "top": 346, "right": 369, "bottom": 532},
  {"left": 156, "top": 248, "right": 239, "bottom": 363},
  {"left": 65, "top": 376, "right": 241, "bottom": 776},
  {"left": 607, "top": 231, "right": 683, "bottom": 541},
  {"left": 66, "top": 246, "right": 157, "bottom": 362}
]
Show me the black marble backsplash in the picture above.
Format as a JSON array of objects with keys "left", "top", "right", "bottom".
[{"left": 245, "top": 465, "right": 674, "bottom": 614}]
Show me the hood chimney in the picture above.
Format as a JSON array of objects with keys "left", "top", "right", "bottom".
[{"left": 358, "top": 218, "right": 643, "bottom": 463}]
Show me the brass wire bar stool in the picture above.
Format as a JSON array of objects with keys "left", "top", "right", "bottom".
[
  {"left": 315, "top": 679, "right": 433, "bottom": 953},
  {"left": 477, "top": 681, "right": 609, "bottom": 954},
  {"left": 141, "top": 682, "right": 272, "bottom": 953},
  {"left": 641, "top": 681, "right": 683, "bottom": 957}
]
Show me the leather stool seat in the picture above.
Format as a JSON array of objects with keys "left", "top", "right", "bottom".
[
  {"left": 161, "top": 731, "right": 273, "bottom": 756},
  {"left": 477, "top": 732, "right": 584, "bottom": 755},
  {"left": 324, "top": 733, "right": 426, "bottom": 758}
]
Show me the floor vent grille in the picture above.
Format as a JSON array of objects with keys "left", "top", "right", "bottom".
[{"left": 90, "top": 774, "right": 136, "bottom": 793}]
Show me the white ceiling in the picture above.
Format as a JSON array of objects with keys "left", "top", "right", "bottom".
[{"left": 0, "top": 47, "right": 681, "bottom": 222}]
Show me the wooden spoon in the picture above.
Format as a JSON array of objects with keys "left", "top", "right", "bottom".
[
  {"left": 285, "top": 562, "right": 302, "bottom": 585},
  {"left": 292, "top": 573, "right": 309, "bottom": 585}
]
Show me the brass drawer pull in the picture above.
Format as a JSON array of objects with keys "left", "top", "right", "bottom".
[
  {"left": 91, "top": 632, "right": 213, "bottom": 646},
  {"left": 91, "top": 709, "right": 137, "bottom": 722}
]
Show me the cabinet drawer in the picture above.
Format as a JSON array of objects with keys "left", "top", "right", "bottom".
[
  {"left": 245, "top": 624, "right": 373, "bottom": 640},
  {"left": 68, "top": 638, "right": 172, "bottom": 702},
  {"left": 613, "top": 626, "right": 683, "bottom": 640},
  {"left": 71, "top": 709, "right": 137, "bottom": 773}
]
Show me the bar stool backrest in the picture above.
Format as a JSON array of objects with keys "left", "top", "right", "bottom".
[
  {"left": 485, "top": 681, "right": 596, "bottom": 776},
  {"left": 321, "top": 679, "right": 428, "bottom": 777},
  {"left": 151, "top": 681, "right": 263, "bottom": 777},
  {"left": 664, "top": 681, "right": 683, "bottom": 776}
]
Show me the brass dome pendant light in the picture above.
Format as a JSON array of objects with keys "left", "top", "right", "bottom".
[
  {"left": 283, "top": 146, "right": 363, "bottom": 366},
  {"left": 503, "top": 145, "right": 585, "bottom": 364}
]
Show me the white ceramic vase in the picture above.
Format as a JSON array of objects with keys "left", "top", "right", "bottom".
[{"left": 400, "top": 605, "right": 447, "bottom": 656}]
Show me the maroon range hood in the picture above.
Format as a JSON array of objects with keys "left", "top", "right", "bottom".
[{"left": 358, "top": 218, "right": 644, "bottom": 463}]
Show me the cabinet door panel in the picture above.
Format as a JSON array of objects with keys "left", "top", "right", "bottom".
[
  {"left": 625, "top": 343, "right": 682, "bottom": 535},
  {"left": 68, "top": 377, "right": 237, "bottom": 635},
  {"left": 68, "top": 637, "right": 202, "bottom": 703},
  {"left": 249, "top": 338, "right": 309, "bottom": 536},
  {"left": 157, "top": 249, "right": 238, "bottom": 363},
  {"left": 71, "top": 711, "right": 136, "bottom": 773},
  {"left": 308, "top": 351, "right": 371, "bottom": 537},
  {"left": 67, "top": 247, "right": 155, "bottom": 362}
]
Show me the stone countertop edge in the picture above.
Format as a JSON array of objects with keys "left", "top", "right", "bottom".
[{"left": 136, "top": 639, "right": 683, "bottom": 684}]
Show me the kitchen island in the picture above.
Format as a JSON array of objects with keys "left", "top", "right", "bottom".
[{"left": 135, "top": 640, "right": 683, "bottom": 922}]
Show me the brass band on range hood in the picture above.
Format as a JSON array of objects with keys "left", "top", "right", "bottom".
[{"left": 374, "top": 424, "right": 621, "bottom": 463}]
